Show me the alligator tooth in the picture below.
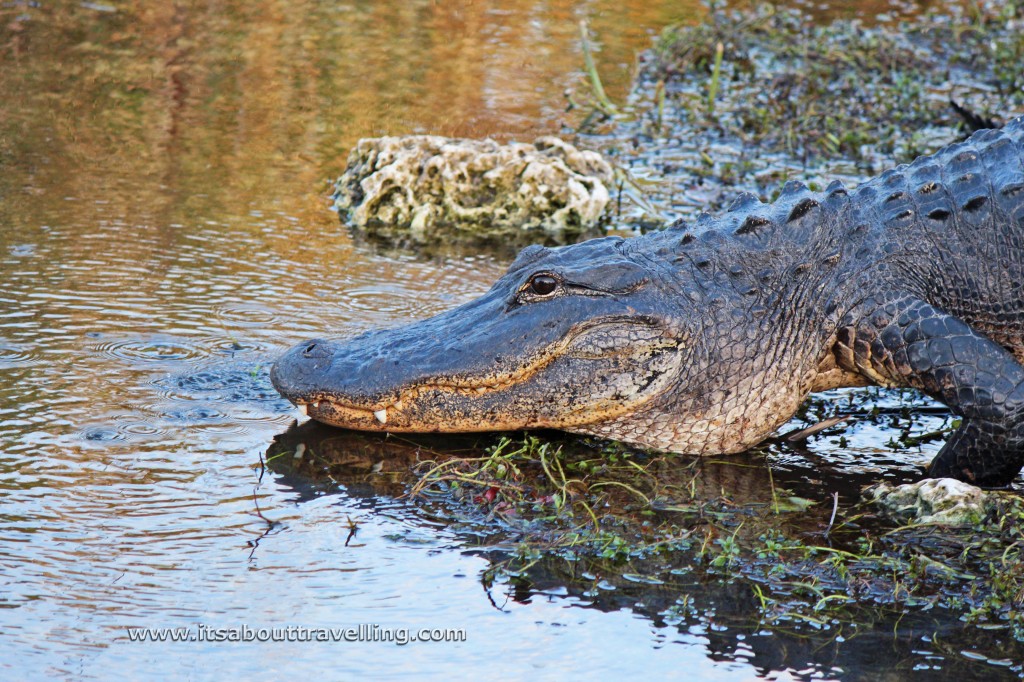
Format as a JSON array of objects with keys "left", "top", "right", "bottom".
[
  {"left": 297, "top": 403, "right": 308, "bottom": 416},
  {"left": 393, "top": 399, "right": 403, "bottom": 410},
  {"left": 373, "top": 408, "right": 388, "bottom": 424}
]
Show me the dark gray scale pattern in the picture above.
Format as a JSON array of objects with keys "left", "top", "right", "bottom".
[{"left": 642, "top": 116, "right": 1024, "bottom": 484}]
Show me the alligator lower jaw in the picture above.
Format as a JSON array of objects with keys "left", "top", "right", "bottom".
[
  {"left": 292, "top": 396, "right": 546, "bottom": 433},
  {"left": 294, "top": 400, "right": 402, "bottom": 431},
  {"left": 288, "top": 368, "right": 542, "bottom": 431}
]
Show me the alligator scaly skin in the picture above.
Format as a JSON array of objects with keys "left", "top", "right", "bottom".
[
  {"left": 273, "top": 117, "right": 1024, "bottom": 486},
  {"left": 582, "top": 117, "right": 1024, "bottom": 484}
]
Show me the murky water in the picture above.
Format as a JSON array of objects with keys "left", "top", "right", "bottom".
[{"left": 1, "top": 1, "right": 1020, "bottom": 680}]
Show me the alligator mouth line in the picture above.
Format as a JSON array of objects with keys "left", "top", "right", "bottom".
[
  {"left": 294, "top": 368, "right": 541, "bottom": 426},
  {"left": 290, "top": 316, "right": 671, "bottom": 429}
]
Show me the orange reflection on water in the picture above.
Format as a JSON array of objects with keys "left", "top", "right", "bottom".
[{"left": 0, "top": 0, "right": 694, "bottom": 239}]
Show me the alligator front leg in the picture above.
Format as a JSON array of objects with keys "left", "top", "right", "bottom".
[{"left": 837, "top": 296, "right": 1024, "bottom": 486}]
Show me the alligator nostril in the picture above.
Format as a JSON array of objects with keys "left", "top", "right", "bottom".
[{"left": 303, "top": 343, "right": 317, "bottom": 355}]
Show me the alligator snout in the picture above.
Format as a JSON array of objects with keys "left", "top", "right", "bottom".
[
  {"left": 270, "top": 338, "right": 338, "bottom": 403},
  {"left": 271, "top": 326, "right": 453, "bottom": 411}
]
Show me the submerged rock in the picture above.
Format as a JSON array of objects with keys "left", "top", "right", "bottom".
[
  {"left": 864, "top": 478, "right": 994, "bottom": 526},
  {"left": 333, "top": 135, "right": 613, "bottom": 246}
]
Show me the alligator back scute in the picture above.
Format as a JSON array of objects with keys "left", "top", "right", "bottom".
[
  {"left": 878, "top": 170, "right": 915, "bottom": 230},
  {"left": 981, "top": 125, "right": 1024, "bottom": 225},
  {"left": 726, "top": 191, "right": 762, "bottom": 213},
  {"left": 948, "top": 147, "right": 994, "bottom": 228},
  {"left": 848, "top": 117, "right": 1024, "bottom": 240},
  {"left": 909, "top": 163, "right": 951, "bottom": 224}
]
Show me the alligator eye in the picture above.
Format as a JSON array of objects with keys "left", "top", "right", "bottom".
[{"left": 528, "top": 274, "right": 558, "bottom": 296}]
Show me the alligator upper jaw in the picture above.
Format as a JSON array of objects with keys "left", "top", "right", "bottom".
[{"left": 272, "top": 319, "right": 565, "bottom": 431}]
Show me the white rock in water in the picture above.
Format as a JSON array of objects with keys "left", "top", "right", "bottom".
[
  {"left": 864, "top": 478, "right": 993, "bottom": 526},
  {"left": 333, "top": 135, "right": 614, "bottom": 245}
]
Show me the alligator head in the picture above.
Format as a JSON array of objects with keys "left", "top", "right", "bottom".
[{"left": 271, "top": 236, "right": 695, "bottom": 444}]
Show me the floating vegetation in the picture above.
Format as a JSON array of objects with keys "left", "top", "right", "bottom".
[{"left": 574, "top": 0, "right": 1024, "bottom": 228}]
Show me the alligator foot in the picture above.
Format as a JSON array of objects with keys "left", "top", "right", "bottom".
[{"left": 839, "top": 296, "right": 1024, "bottom": 487}]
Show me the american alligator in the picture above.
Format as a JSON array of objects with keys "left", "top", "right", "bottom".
[{"left": 273, "top": 117, "right": 1024, "bottom": 486}]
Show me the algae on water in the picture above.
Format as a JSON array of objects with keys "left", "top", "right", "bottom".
[{"left": 594, "top": 1, "right": 1024, "bottom": 228}]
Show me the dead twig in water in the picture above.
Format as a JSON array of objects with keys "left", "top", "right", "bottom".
[
  {"left": 825, "top": 492, "right": 839, "bottom": 537},
  {"left": 782, "top": 415, "right": 853, "bottom": 442},
  {"left": 247, "top": 489, "right": 278, "bottom": 561}
]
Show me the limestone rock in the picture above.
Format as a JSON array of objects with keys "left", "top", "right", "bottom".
[
  {"left": 864, "top": 478, "right": 994, "bottom": 526},
  {"left": 333, "top": 135, "right": 614, "bottom": 245}
]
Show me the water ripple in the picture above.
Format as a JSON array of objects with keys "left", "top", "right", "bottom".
[
  {"left": 156, "top": 364, "right": 283, "bottom": 405},
  {"left": 79, "top": 426, "right": 123, "bottom": 442},
  {"left": 198, "top": 336, "right": 264, "bottom": 356},
  {"left": 94, "top": 336, "right": 209, "bottom": 363},
  {"left": 0, "top": 341, "right": 39, "bottom": 368},
  {"left": 213, "top": 304, "right": 279, "bottom": 326}
]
